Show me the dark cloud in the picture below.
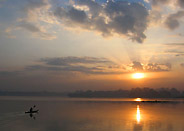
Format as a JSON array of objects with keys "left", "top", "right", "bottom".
[
  {"left": 54, "top": 6, "right": 90, "bottom": 29},
  {"left": 166, "top": 50, "right": 184, "bottom": 56},
  {"left": 131, "top": 61, "right": 171, "bottom": 72},
  {"left": 25, "top": 64, "right": 121, "bottom": 75},
  {"left": 165, "top": 11, "right": 184, "bottom": 30},
  {"left": 25, "top": 56, "right": 124, "bottom": 75},
  {"left": 0, "top": 57, "right": 172, "bottom": 78},
  {"left": 148, "top": 0, "right": 184, "bottom": 30},
  {"left": 180, "top": 63, "right": 184, "bottom": 67},
  {"left": 40, "top": 56, "right": 113, "bottom": 66},
  {"left": 176, "top": 54, "right": 183, "bottom": 56},
  {"left": 76, "top": 0, "right": 102, "bottom": 18},
  {"left": 132, "top": 61, "right": 143, "bottom": 71},
  {"left": 54, "top": 6, "right": 88, "bottom": 24},
  {"left": 0, "top": 57, "right": 123, "bottom": 76},
  {"left": 54, "top": 0, "right": 149, "bottom": 43},
  {"left": 164, "top": 43, "right": 184, "bottom": 56},
  {"left": 0, "top": 57, "right": 126, "bottom": 77},
  {"left": 177, "top": 0, "right": 184, "bottom": 8},
  {"left": 165, "top": 43, "right": 184, "bottom": 46},
  {"left": 67, "top": 7, "right": 88, "bottom": 23},
  {"left": 145, "top": 63, "right": 171, "bottom": 72}
]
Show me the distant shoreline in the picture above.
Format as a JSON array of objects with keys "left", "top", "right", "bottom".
[
  {"left": 0, "top": 91, "right": 68, "bottom": 97},
  {"left": 1, "top": 87, "right": 184, "bottom": 98},
  {"left": 68, "top": 87, "right": 184, "bottom": 98}
]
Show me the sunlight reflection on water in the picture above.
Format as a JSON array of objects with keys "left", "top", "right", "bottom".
[{"left": 136, "top": 105, "right": 141, "bottom": 124}]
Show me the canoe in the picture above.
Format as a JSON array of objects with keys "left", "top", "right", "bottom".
[{"left": 25, "top": 110, "right": 39, "bottom": 114}]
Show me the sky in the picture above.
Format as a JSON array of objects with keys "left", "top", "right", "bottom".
[{"left": 0, "top": 0, "right": 184, "bottom": 92}]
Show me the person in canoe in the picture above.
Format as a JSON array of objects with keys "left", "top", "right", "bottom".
[
  {"left": 25, "top": 105, "right": 39, "bottom": 119},
  {"left": 25, "top": 105, "right": 39, "bottom": 114}
]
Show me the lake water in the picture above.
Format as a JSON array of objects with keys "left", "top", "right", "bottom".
[{"left": 0, "top": 96, "right": 184, "bottom": 131}]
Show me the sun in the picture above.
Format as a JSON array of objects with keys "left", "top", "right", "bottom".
[
  {"left": 134, "top": 98, "right": 142, "bottom": 102},
  {"left": 132, "top": 73, "right": 144, "bottom": 79}
]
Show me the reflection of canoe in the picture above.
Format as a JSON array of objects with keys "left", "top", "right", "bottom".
[{"left": 25, "top": 110, "right": 39, "bottom": 114}]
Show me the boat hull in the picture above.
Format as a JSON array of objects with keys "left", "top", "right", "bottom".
[{"left": 25, "top": 110, "right": 39, "bottom": 114}]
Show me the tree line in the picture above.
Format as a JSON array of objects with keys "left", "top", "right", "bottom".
[{"left": 68, "top": 87, "right": 184, "bottom": 98}]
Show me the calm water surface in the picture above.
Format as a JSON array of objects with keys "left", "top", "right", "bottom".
[{"left": 0, "top": 96, "right": 184, "bottom": 131}]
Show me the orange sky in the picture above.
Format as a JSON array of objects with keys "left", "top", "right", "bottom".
[{"left": 0, "top": 0, "right": 184, "bottom": 91}]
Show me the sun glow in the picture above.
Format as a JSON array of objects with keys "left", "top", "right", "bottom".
[
  {"left": 136, "top": 105, "right": 141, "bottom": 123},
  {"left": 132, "top": 73, "right": 144, "bottom": 79}
]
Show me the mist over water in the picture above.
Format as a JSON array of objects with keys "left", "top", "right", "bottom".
[{"left": 0, "top": 97, "right": 184, "bottom": 131}]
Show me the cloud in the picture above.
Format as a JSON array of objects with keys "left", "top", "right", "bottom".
[
  {"left": 23, "top": 0, "right": 50, "bottom": 21},
  {"left": 53, "top": 0, "right": 149, "bottom": 43},
  {"left": 147, "top": 0, "right": 184, "bottom": 29},
  {"left": 14, "top": 0, "right": 56, "bottom": 40},
  {"left": 23, "top": 0, "right": 48, "bottom": 12},
  {"left": 76, "top": 0, "right": 102, "bottom": 17},
  {"left": 18, "top": 20, "right": 56, "bottom": 40},
  {"left": 166, "top": 50, "right": 184, "bottom": 56},
  {"left": 181, "top": 63, "right": 184, "bottom": 67},
  {"left": 164, "top": 43, "right": 184, "bottom": 56},
  {"left": 148, "top": 10, "right": 162, "bottom": 25},
  {"left": 145, "top": 63, "right": 171, "bottom": 72},
  {"left": 132, "top": 61, "right": 143, "bottom": 71},
  {"left": 0, "top": 57, "right": 172, "bottom": 77},
  {"left": 25, "top": 64, "right": 120, "bottom": 75},
  {"left": 150, "top": 0, "right": 170, "bottom": 7},
  {"left": 25, "top": 64, "right": 122, "bottom": 75},
  {"left": 2, "top": 0, "right": 184, "bottom": 42},
  {"left": 19, "top": 21, "right": 41, "bottom": 32},
  {"left": 25, "top": 56, "right": 126, "bottom": 75},
  {"left": 131, "top": 61, "right": 172, "bottom": 72},
  {"left": 40, "top": 56, "right": 113, "bottom": 66},
  {"left": 165, "top": 10, "right": 184, "bottom": 30},
  {"left": 177, "top": 0, "right": 184, "bottom": 8},
  {"left": 165, "top": 43, "right": 184, "bottom": 46},
  {"left": 0, "top": 0, "right": 57, "bottom": 40}
]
